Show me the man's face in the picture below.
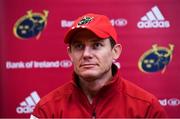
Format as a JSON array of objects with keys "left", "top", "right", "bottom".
[{"left": 68, "top": 29, "right": 121, "bottom": 82}]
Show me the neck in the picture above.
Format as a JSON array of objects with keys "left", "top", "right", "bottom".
[{"left": 78, "top": 69, "right": 112, "bottom": 104}]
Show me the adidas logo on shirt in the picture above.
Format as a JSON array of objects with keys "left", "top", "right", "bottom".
[
  {"left": 137, "top": 6, "right": 170, "bottom": 29},
  {"left": 16, "top": 91, "right": 40, "bottom": 114}
]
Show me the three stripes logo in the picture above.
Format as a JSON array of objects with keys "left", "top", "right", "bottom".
[
  {"left": 16, "top": 91, "right": 40, "bottom": 114},
  {"left": 137, "top": 6, "right": 170, "bottom": 29}
]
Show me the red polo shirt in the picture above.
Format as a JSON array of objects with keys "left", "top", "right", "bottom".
[{"left": 31, "top": 65, "right": 167, "bottom": 118}]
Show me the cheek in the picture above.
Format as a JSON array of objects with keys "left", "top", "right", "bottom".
[
  {"left": 71, "top": 53, "right": 81, "bottom": 64},
  {"left": 98, "top": 51, "right": 113, "bottom": 65}
]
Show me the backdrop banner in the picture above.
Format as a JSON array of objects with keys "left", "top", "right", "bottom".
[{"left": 0, "top": 0, "right": 180, "bottom": 117}]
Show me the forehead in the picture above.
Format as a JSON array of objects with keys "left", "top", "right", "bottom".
[{"left": 71, "top": 29, "right": 102, "bottom": 43}]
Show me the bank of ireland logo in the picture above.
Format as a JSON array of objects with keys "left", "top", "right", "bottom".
[
  {"left": 13, "top": 10, "right": 48, "bottom": 40},
  {"left": 159, "top": 98, "right": 180, "bottom": 107},
  {"left": 138, "top": 44, "right": 174, "bottom": 73}
]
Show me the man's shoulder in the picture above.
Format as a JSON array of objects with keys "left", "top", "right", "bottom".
[
  {"left": 119, "top": 78, "right": 158, "bottom": 104},
  {"left": 37, "top": 81, "right": 74, "bottom": 107}
]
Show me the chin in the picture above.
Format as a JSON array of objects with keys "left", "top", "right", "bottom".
[{"left": 78, "top": 72, "right": 99, "bottom": 81}]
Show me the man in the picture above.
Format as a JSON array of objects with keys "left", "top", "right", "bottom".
[{"left": 30, "top": 13, "right": 167, "bottom": 118}]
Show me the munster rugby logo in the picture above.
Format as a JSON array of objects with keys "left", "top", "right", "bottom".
[
  {"left": 138, "top": 44, "right": 174, "bottom": 73},
  {"left": 78, "top": 16, "right": 94, "bottom": 26},
  {"left": 13, "top": 10, "right": 48, "bottom": 39}
]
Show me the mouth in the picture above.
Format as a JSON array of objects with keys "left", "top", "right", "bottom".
[{"left": 80, "top": 64, "right": 97, "bottom": 68}]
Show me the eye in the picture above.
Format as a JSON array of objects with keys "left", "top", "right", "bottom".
[
  {"left": 73, "top": 43, "right": 84, "bottom": 50},
  {"left": 93, "top": 42, "right": 103, "bottom": 49}
]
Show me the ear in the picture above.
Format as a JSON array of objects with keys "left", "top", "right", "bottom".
[
  {"left": 112, "top": 44, "right": 122, "bottom": 60},
  {"left": 67, "top": 46, "right": 73, "bottom": 61}
]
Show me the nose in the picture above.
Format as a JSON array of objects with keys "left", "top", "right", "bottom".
[{"left": 82, "top": 46, "right": 93, "bottom": 59}]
